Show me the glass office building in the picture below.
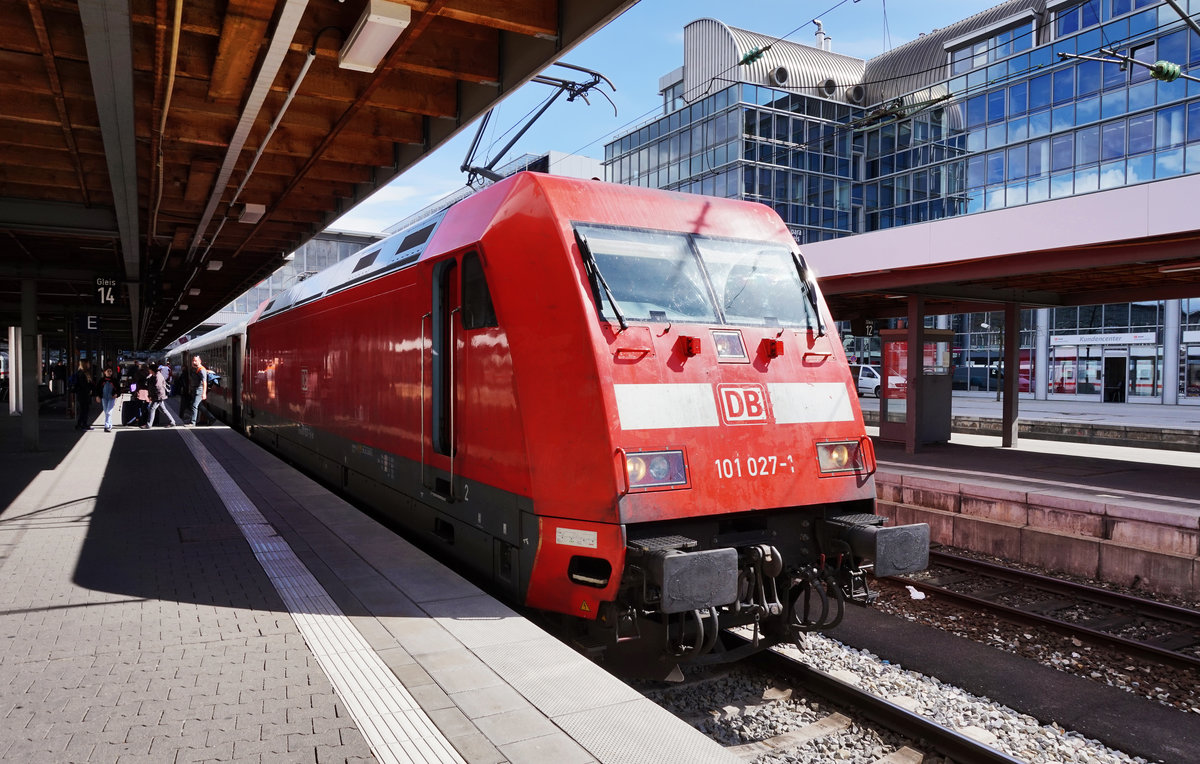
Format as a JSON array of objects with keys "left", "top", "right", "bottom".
[{"left": 603, "top": 0, "right": 1200, "bottom": 404}]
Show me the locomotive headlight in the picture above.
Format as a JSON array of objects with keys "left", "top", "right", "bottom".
[
  {"left": 627, "top": 455, "right": 648, "bottom": 483},
  {"left": 648, "top": 455, "right": 671, "bottom": 481},
  {"left": 816, "top": 440, "right": 864, "bottom": 474},
  {"left": 829, "top": 444, "right": 850, "bottom": 468},
  {"left": 623, "top": 450, "right": 688, "bottom": 490}
]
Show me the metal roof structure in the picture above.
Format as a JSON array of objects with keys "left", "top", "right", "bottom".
[{"left": 0, "top": 0, "right": 635, "bottom": 350}]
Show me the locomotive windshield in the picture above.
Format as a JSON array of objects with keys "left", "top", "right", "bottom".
[{"left": 574, "top": 224, "right": 818, "bottom": 329}]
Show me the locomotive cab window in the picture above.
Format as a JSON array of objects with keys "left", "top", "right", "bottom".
[
  {"left": 692, "top": 237, "right": 817, "bottom": 329},
  {"left": 461, "top": 251, "right": 497, "bottom": 329},
  {"left": 575, "top": 225, "right": 718, "bottom": 324},
  {"left": 574, "top": 223, "right": 819, "bottom": 330}
]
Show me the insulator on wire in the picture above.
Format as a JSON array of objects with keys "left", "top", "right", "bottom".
[
  {"left": 1151, "top": 60, "right": 1182, "bottom": 82},
  {"left": 739, "top": 46, "right": 768, "bottom": 66}
]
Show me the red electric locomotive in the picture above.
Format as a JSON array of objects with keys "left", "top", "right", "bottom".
[{"left": 172, "top": 173, "right": 928, "bottom": 673}]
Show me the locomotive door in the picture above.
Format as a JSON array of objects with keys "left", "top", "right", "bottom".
[
  {"left": 427, "top": 258, "right": 460, "bottom": 499},
  {"left": 424, "top": 250, "right": 499, "bottom": 501}
]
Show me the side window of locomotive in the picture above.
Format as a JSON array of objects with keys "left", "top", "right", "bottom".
[
  {"left": 574, "top": 225, "right": 717, "bottom": 324},
  {"left": 692, "top": 237, "right": 817, "bottom": 329},
  {"left": 460, "top": 251, "right": 498, "bottom": 329}
]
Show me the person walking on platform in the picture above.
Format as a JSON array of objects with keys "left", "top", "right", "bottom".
[
  {"left": 94, "top": 367, "right": 121, "bottom": 432},
  {"left": 70, "top": 360, "right": 94, "bottom": 430},
  {"left": 182, "top": 354, "right": 213, "bottom": 426},
  {"left": 142, "top": 363, "right": 177, "bottom": 429},
  {"left": 132, "top": 362, "right": 151, "bottom": 425}
]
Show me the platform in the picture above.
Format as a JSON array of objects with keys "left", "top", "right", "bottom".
[
  {"left": 0, "top": 401, "right": 739, "bottom": 764},
  {"left": 859, "top": 395, "right": 1200, "bottom": 452},
  {"left": 868, "top": 423, "right": 1200, "bottom": 597}
]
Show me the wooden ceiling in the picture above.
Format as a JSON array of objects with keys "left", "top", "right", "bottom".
[{"left": 0, "top": 0, "right": 634, "bottom": 349}]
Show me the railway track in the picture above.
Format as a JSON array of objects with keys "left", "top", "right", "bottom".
[
  {"left": 894, "top": 550, "right": 1200, "bottom": 671},
  {"left": 721, "top": 632, "right": 1025, "bottom": 763}
]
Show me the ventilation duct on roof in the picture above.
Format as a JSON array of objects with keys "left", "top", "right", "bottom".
[
  {"left": 819, "top": 78, "right": 837, "bottom": 98},
  {"left": 769, "top": 66, "right": 790, "bottom": 87},
  {"left": 846, "top": 84, "right": 867, "bottom": 105}
]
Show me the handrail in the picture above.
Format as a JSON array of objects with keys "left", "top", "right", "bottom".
[
  {"left": 420, "top": 312, "right": 431, "bottom": 491},
  {"left": 448, "top": 306, "right": 461, "bottom": 501},
  {"left": 615, "top": 447, "right": 630, "bottom": 496}
]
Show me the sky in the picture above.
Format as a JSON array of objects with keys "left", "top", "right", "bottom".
[{"left": 330, "top": 0, "right": 1002, "bottom": 234}]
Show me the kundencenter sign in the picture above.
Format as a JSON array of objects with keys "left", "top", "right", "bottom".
[{"left": 1050, "top": 332, "right": 1157, "bottom": 346}]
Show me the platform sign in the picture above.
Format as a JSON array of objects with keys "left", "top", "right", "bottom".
[
  {"left": 95, "top": 276, "right": 118, "bottom": 306},
  {"left": 75, "top": 315, "right": 101, "bottom": 333}
]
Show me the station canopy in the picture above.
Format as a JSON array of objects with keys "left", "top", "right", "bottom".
[{"left": 0, "top": 0, "right": 633, "bottom": 348}]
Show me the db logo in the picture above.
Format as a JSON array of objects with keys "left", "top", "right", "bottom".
[{"left": 716, "top": 383, "right": 771, "bottom": 425}]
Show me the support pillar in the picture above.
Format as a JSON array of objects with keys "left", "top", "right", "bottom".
[
  {"left": 1001, "top": 303, "right": 1020, "bottom": 448},
  {"left": 904, "top": 295, "right": 923, "bottom": 454},
  {"left": 1163, "top": 299, "right": 1180, "bottom": 406},
  {"left": 22, "top": 280, "right": 39, "bottom": 450},
  {"left": 1035, "top": 308, "right": 1050, "bottom": 401},
  {"left": 8, "top": 326, "right": 20, "bottom": 415}
]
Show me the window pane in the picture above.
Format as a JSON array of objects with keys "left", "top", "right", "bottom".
[
  {"left": 1076, "top": 125, "right": 1100, "bottom": 165},
  {"left": 1157, "top": 105, "right": 1185, "bottom": 149},
  {"left": 987, "top": 90, "right": 1006, "bottom": 123},
  {"left": 1007, "top": 144, "right": 1027, "bottom": 180},
  {"left": 1008, "top": 81, "right": 1028, "bottom": 115},
  {"left": 1052, "top": 134, "right": 1074, "bottom": 171},
  {"left": 578, "top": 225, "right": 717, "bottom": 323},
  {"left": 967, "top": 95, "right": 987, "bottom": 128},
  {"left": 1057, "top": 8, "right": 1080, "bottom": 37},
  {"left": 1128, "top": 112, "right": 1155, "bottom": 153},
  {"left": 967, "top": 154, "right": 986, "bottom": 187},
  {"left": 1053, "top": 68, "right": 1075, "bottom": 105},
  {"left": 461, "top": 252, "right": 498, "bottom": 329},
  {"left": 1102, "top": 58, "right": 1125, "bottom": 90},
  {"left": 1028, "top": 138, "right": 1050, "bottom": 177},
  {"left": 1130, "top": 42, "right": 1155, "bottom": 84},
  {"left": 1077, "top": 59, "right": 1101, "bottom": 95},
  {"left": 693, "top": 237, "right": 816, "bottom": 328},
  {"left": 1102, "top": 121, "right": 1126, "bottom": 160},
  {"left": 1029, "top": 74, "right": 1052, "bottom": 110},
  {"left": 987, "top": 151, "right": 1005, "bottom": 184}
]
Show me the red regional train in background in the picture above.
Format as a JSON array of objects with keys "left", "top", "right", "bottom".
[{"left": 169, "top": 173, "right": 928, "bottom": 674}]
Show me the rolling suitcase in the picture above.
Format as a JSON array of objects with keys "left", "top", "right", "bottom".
[{"left": 121, "top": 400, "right": 141, "bottom": 426}]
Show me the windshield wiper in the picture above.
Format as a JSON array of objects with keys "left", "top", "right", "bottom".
[
  {"left": 575, "top": 230, "right": 628, "bottom": 332},
  {"left": 794, "top": 253, "right": 826, "bottom": 337}
]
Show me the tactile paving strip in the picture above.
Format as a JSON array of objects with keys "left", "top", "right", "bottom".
[{"left": 180, "top": 430, "right": 465, "bottom": 764}]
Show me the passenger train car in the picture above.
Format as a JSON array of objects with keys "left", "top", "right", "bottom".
[{"left": 170, "top": 173, "right": 928, "bottom": 672}]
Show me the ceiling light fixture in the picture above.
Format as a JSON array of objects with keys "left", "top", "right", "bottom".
[
  {"left": 206, "top": 260, "right": 223, "bottom": 271},
  {"left": 1157, "top": 261, "right": 1200, "bottom": 273},
  {"left": 339, "top": 0, "right": 411, "bottom": 73},
  {"left": 236, "top": 203, "right": 266, "bottom": 224},
  {"left": 188, "top": 288, "right": 201, "bottom": 296}
]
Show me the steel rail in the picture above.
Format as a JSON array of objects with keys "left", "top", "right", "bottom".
[
  {"left": 735, "top": 633, "right": 1025, "bottom": 764},
  {"left": 895, "top": 551, "right": 1200, "bottom": 671}
]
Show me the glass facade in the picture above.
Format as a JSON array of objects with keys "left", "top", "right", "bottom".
[
  {"left": 603, "top": 1, "right": 1200, "bottom": 403},
  {"left": 604, "top": 85, "right": 865, "bottom": 244}
]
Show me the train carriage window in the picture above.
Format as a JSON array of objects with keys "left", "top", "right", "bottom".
[{"left": 461, "top": 252, "right": 498, "bottom": 329}]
